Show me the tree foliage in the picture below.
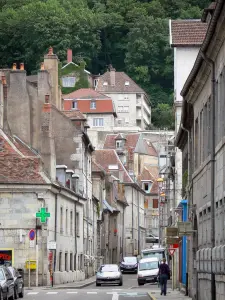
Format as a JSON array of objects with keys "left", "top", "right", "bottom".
[{"left": 0, "top": 0, "right": 210, "bottom": 129}]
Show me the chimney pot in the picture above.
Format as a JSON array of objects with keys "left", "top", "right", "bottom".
[
  {"left": 12, "top": 63, "right": 17, "bottom": 70},
  {"left": 2, "top": 76, "right": 6, "bottom": 85},
  {"left": 45, "top": 94, "right": 50, "bottom": 103},
  {"left": 48, "top": 46, "right": 53, "bottom": 55},
  {"left": 20, "top": 63, "right": 24, "bottom": 70},
  {"left": 109, "top": 65, "right": 116, "bottom": 86},
  {"left": 67, "top": 49, "right": 73, "bottom": 63},
  {"left": 40, "top": 62, "right": 45, "bottom": 70}
]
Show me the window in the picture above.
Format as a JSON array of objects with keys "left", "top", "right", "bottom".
[
  {"left": 62, "top": 77, "right": 76, "bottom": 87},
  {"left": 93, "top": 118, "right": 104, "bottom": 127},
  {"left": 118, "top": 106, "right": 123, "bottom": 112},
  {"left": 124, "top": 106, "right": 129, "bottom": 112},
  {"left": 94, "top": 79, "right": 98, "bottom": 87},
  {"left": 116, "top": 141, "right": 122, "bottom": 149},
  {"left": 90, "top": 101, "right": 96, "bottom": 109},
  {"left": 70, "top": 253, "right": 73, "bottom": 271},
  {"left": 65, "top": 209, "right": 68, "bottom": 234},
  {"left": 60, "top": 207, "right": 63, "bottom": 234},
  {"left": 153, "top": 199, "right": 158, "bottom": 209},
  {"left": 65, "top": 253, "right": 68, "bottom": 271},
  {"left": 103, "top": 81, "right": 108, "bottom": 86},
  {"left": 74, "top": 254, "right": 77, "bottom": 270},
  {"left": 76, "top": 212, "right": 80, "bottom": 236},
  {"left": 142, "top": 182, "right": 153, "bottom": 193},
  {"left": 125, "top": 81, "right": 130, "bottom": 86},
  {"left": 59, "top": 252, "right": 62, "bottom": 271},
  {"left": 70, "top": 211, "right": 73, "bottom": 235},
  {"left": 72, "top": 101, "right": 77, "bottom": 109}
]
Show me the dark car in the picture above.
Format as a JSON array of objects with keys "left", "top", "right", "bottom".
[
  {"left": 8, "top": 267, "right": 24, "bottom": 299},
  {"left": 120, "top": 257, "right": 138, "bottom": 273},
  {"left": 0, "top": 266, "right": 14, "bottom": 300}
]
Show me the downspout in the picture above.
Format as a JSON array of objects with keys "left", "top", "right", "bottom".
[
  {"left": 132, "top": 187, "right": 134, "bottom": 255},
  {"left": 75, "top": 199, "right": 78, "bottom": 270},
  {"left": 201, "top": 52, "right": 216, "bottom": 300},
  {"left": 137, "top": 188, "right": 140, "bottom": 255}
]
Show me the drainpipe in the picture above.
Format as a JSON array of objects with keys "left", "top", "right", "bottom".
[
  {"left": 137, "top": 187, "right": 140, "bottom": 255},
  {"left": 132, "top": 187, "right": 134, "bottom": 255},
  {"left": 201, "top": 52, "right": 216, "bottom": 300}
]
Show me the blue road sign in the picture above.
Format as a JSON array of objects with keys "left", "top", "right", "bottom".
[{"left": 29, "top": 229, "right": 35, "bottom": 241}]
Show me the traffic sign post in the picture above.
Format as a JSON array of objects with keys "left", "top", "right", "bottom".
[{"left": 169, "top": 248, "right": 175, "bottom": 256}]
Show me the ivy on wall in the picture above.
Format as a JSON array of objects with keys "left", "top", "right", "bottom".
[
  {"left": 59, "top": 61, "right": 90, "bottom": 95},
  {"left": 182, "top": 169, "right": 188, "bottom": 198}
]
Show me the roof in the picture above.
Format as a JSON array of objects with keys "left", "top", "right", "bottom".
[
  {"left": 170, "top": 20, "right": 208, "bottom": 47},
  {"left": 74, "top": 99, "right": 115, "bottom": 114},
  {"left": 0, "top": 130, "right": 47, "bottom": 184},
  {"left": 93, "top": 149, "right": 133, "bottom": 183},
  {"left": 138, "top": 166, "right": 159, "bottom": 194},
  {"left": 62, "top": 110, "right": 86, "bottom": 120},
  {"left": 92, "top": 160, "right": 105, "bottom": 174},
  {"left": 103, "top": 133, "right": 158, "bottom": 157},
  {"left": 27, "top": 75, "right": 37, "bottom": 83},
  {"left": 96, "top": 71, "right": 145, "bottom": 93},
  {"left": 62, "top": 88, "right": 111, "bottom": 100}
]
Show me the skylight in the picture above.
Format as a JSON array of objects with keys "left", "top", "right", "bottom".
[
  {"left": 125, "top": 81, "right": 130, "bottom": 86},
  {"left": 103, "top": 81, "right": 108, "bottom": 86}
]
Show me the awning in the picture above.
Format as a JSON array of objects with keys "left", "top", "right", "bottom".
[{"left": 103, "top": 199, "right": 115, "bottom": 213}]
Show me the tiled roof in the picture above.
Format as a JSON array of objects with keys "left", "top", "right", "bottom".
[
  {"left": 96, "top": 71, "right": 145, "bottom": 93},
  {"left": 138, "top": 166, "right": 159, "bottom": 194},
  {"left": 62, "top": 88, "right": 110, "bottom": 99},
  {"left": 103, "top": 133, "right": 157, "bottom": 157},
  {"left": 93, "top": 149, "right": 133, "bottom": 183},
  {"left": 92, "top": 160, "right": 105, "bottom": 174},
  {"left": 75, "top": 100, "right": 115, "bottom": 114},
  {"left": 62, "top": 110, "right": 86, "bottom": 120},
  {"left": 170, "top": 20, "right": 208, "bottom": 47},
  {"left": 0, "top": 130, "right": 47, "bottom": 184}
]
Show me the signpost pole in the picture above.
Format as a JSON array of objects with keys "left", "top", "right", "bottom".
[
  {"left": 36, "top": 244, "right": 38, "bottom": 287},
  {"left": 172, "top": 254, "right": 174, "bottom": 290},
  {"left": 28, "top": 256, "right": 31, "bottom": 289}
]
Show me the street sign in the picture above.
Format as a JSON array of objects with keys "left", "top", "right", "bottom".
[
  {"left": 47, "top": 241, "right": 56, "bottom": 250},
  {"left": 168, "top": 249, "right": 175, "bottom": 256},
  {"left": 29, "top": 240, "right": 35, "bottom": 248},
  {"left": 36, "top": 207, "right": 50, "bottom": 223},
  {"left": 28, "top": 229, "right": 35, "bottom": 241}
]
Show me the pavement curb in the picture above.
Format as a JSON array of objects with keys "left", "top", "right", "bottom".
[
  {"left": 147, "top": 292, "right": 157, "bottom": 300},
  {"left": 43, "top": 280, "right": 96, "bottom": 289}
]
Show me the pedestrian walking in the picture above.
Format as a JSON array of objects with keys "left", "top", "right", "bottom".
[{"left": 158, "top": 258, "right": 170, "bottom": 296}]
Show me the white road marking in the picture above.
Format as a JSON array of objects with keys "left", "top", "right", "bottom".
[
  {"left": 46, "top": 292, "right": 58, "bottom": 294},
  {"left": 112, "top": 289, "right": 122, "bottom": 291},
  {"left": 87, "top": 292, "right": 97, "bottom": 294},
  {"left": 27, "top": 292, "right": 39, "bottom": 295},
  {"left": 66, "top": 292, "right": 78, "bottom": 294},
  {"left": 112, "top": 292, "right": 119, "bottom": 300}
]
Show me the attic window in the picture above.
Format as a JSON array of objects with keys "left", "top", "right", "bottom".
[
  {"left": 116, "top": 141, "right": 122, "bottom": 149},
  {"left": 142, "top": 181, "right": 153, "bottom": 193},
  {"left": 72, "top": 101, "right": 77, "bottom": 109},
  {"left": 62, "top": 77, "right": 76, "bottom": 87},
  {"left": 103, "top": 81, "right": 108, "bottom": 86},
  {"left": 125, "top": 81, "right": 129, "bottom": 86},
  {"left": 90, "top": 101, "right": 96, "bottom": 109}
]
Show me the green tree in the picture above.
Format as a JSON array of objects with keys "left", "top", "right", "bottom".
[{"left": 151, "top": 103, "right": 175, "bottom": 130}]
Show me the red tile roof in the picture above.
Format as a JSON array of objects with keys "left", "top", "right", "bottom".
[
  {"left": 0, "top": 131, "right": 47, "bottom": 184},
  {"left": 171, "top": 20, "right": 208, "bottom": 47},
  {"left": 138, "top": 166, "right": 159, "bottom": 194},
  {"left": 93, "top": 149, "right": 133, "bottom": 183},
  {"left": 96, "top": 71, "right": 145, "bottom": 93},
  {"left": 63, "top": 88, "right": 110, "bottom": 100},
  {"left": 92, "top": 160, "right": 105, "bottom": 174},
  {"left": 62, "top": 110, "right": 86, "bottom": 120},
  {"left": 76, "top": 99, "right": 115, "bottom": 114}
]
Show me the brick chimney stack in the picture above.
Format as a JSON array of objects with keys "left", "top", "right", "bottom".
[
  {"left": 109, "top": 64, "right": 116, "bottom": 86},
  {"left": 67, "top": 49, "right": 72, "bottom": 63}
]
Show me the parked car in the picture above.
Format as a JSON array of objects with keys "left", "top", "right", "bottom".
[
  {"left": 120, "top": 257, "right": 138, "bottom": 273},
  {"left": 145, "top": 234, "right": 159, "bottom": 244},
  {"left": 137, "top": 257, "right": 159, "bottom": 286},
  {"left": 96, "top": 264, "right": 123, "bottom": 286},
  {"left": 8, "top": 267, "right": 24, "bottom": 299},
  {"left": 0, "top": 266, "right": 14, "bottom": 300}
]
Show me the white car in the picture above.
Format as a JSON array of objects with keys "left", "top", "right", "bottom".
[{"left": 137, "top": 257, "right": 159, "bottom": 286}]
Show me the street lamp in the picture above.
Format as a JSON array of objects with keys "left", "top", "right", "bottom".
[{"left": 157, "top": 178, "right": 164, "bottom": 247}]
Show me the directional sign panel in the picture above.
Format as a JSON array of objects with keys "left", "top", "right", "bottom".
[{"left": 36, "top": 207, "right": 50, "bottom": 223}]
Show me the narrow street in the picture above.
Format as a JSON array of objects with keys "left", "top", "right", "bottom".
[{"left": 23, "top": 274, "right": 173, "bottom": 300}]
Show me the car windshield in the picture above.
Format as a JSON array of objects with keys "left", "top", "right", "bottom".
[
  {"left": 0, "top": 269, "right": 5, "bottom": 281},
  {"left": 123, "top": 257, "right": 137, "bottom": 263},
  {"left": 99, "top": 265, "right": 119, "bottom": 272},
  {"left": 139, "top": 261, "right": 159, "bottom": 271},
  {"left": 143, "top": 252, "right": 164, "bottom": 261}
]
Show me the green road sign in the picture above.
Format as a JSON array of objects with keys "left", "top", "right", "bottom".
[{"left": 36, "top": 207, "right": 50, "bottom": 223}]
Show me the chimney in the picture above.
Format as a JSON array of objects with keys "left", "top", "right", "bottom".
[
  {"left": 67, "top": 49, "right": 72, "bottom": 63},
  {"left": 109, "top": 64, "right": 116, "bottom": 86},
  {"left": 12, "top": 63, "right": 17, "bottom": 70},
  {"left": 20, "top": 63, "right": 24, "bottom": 71},
  {"left": 44, "top": 46, "right": 60, "bottom": 109},
  {"left": 0, "top": 75, "right": 11, "bottom": 135}
]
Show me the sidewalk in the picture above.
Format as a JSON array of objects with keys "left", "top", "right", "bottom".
[
  {"left": 25, "top": 276, "right": 96, "bottom": 290},
  {"left": 148, "top": 289, "right": 192, "bottom": 300}
]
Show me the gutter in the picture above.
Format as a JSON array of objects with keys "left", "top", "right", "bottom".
[{"left": 181, "top": 0, "right": 224, "bottom": 98}]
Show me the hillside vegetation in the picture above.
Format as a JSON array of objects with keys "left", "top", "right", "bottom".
[{"left": 0, "top": 0, "right": 210, "bottom": 129}]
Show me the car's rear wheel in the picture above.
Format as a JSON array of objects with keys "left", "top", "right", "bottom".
[
  {"left": 119, "top": 280, "right": 123, "bottom": 286},
  {"left": 96, "top": 282, "right": 101, "bottom": 287},
  {"left": 138, "top": 281, "right": 144, "bottom": 286}
]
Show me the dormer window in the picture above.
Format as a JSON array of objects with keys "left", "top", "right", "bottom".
[
  {"left": 72, "top": 101, "right": 77, "bottom": 109},
  {"left": 125, "top": 81, "right": 129, "bottom": 86},
  {"left": 90, "top": 101, "right": 96, "bottom": 109},
  {"left": 116, "top": 141, "right": 122, "bottom": 149},
  {"left": 103, "top": 81, "right": 108, "bottom": 86},
  {"left": 142, "top": 181, "right": 153, "bottom": 193}
]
